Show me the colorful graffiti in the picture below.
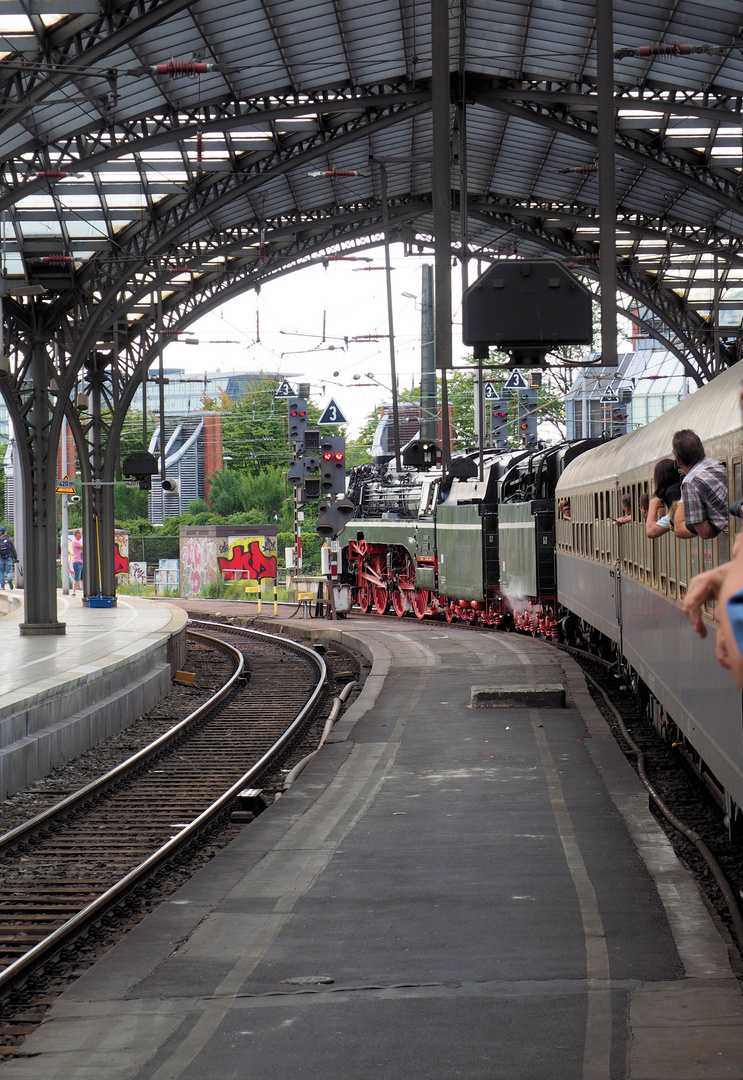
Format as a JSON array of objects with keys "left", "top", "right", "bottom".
[
  {"left": 218, "top": 536, "right": 278, "bottom": 582},
  {"left": 180, "top": 535, "right": 219, "bottom": 597},
  {"left": 114, "top": 532, "right": 129, "bottom": 577},
  {"left": 129, "top": 561, "right": 147, "bottom": 585}
]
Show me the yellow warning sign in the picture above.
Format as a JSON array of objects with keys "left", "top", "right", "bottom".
[{"left": 55, "top": 475, "right": 76, "bottom": 494}]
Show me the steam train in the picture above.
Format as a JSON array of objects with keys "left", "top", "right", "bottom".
[{"left": 337, "top": 363, "right": 743, "bottom": 830}]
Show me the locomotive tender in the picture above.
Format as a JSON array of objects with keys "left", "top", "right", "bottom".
[{"left": 338, "top": 362, "right": 743, "bottom": 828}]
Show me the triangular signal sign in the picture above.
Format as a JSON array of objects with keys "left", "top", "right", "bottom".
[
  {"left": 318, "top": 399, "right": 348, "bottom": 425},
  {"left": 274, "top": 379, "right": 294, "bottom": 398},
  {"left": 483, "top": 382, "right": 497, "bottom": 400},
  {"left": 503, "top": 370, "right": 529, "bottom": 390}
]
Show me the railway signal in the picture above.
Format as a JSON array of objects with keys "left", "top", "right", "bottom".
[
  {"left": 518, "top": 388, "right": 538, "bottom": 447},
  {"left": 320, "top": 436, "right": 346, "bottom": 494},
  {"left": 490, "top": 399, "right": 509, "bottom": 448},
  {"left": 288, "top": 397, "right": 308, "bottom": 448},
  {"left": 316, "top": 494, "right": 355, "bottom": 538}
]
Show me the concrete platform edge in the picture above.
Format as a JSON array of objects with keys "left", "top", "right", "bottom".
[{"left": 553, "top": 646, "right": 738, "bottom": 981}]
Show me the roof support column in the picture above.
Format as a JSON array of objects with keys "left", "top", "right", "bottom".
[
  {"left": 82, "top": 353, "right": 117, "bottom": 602},
  {"left": 432, "top": 0, "right": 452, "bottom": 471},
  {"left": 596, "top": 0, "right": 618, "bottom": 368},
  {"left": 18, "top": 336, "right": 64, "bottom": 635}
]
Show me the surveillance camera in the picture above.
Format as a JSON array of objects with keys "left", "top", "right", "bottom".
[{"left": 68, "top": 494, "right": 81, "bottom": 504}]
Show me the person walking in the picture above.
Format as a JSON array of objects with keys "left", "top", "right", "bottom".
[
  {"left": 0, "top": 527, "right": 18, "bottom": 590},
  {"left": 71, "top": 529, "right": 83, "bottom": 596}
]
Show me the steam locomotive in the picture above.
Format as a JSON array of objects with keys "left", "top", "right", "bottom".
[{"left": 336, "top": 362, "right": 743, "bottom": 829}]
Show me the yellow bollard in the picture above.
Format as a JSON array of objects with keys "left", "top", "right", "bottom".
[
  {"left": 244, "top": 581, "right": 261, "bottom": 613},
  {"left": 271, "top": 578, "right": 278, "bottom": 615}
]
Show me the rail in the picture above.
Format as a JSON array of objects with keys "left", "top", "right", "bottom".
[{"left": 0, "top": 623, "right": 327, "bottom": 1001}]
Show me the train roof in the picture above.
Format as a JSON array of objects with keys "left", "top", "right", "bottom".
[{"left": 556, "top": 362, "right": 743, "bottom": 492}]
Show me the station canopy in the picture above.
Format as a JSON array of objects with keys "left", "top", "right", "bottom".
[{"left": 0, "top": 0, "right": 742, "bottom": 386}]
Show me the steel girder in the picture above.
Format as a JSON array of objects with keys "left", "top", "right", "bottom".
[{"left": 473, "top": 76, "right": 743, "bottom": 219}]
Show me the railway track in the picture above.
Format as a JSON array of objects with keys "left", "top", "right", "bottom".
[{"left": 0, "top": 622, "right": 327, "bottom": 1010}]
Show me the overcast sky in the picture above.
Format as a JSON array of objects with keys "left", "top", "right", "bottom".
[{"left": 162, "top": 243, "right": 467, "bottom": 437}]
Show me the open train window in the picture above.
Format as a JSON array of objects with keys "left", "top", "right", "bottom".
[{"left": 734, "top": 460, "right": 742, "bottom": 539}]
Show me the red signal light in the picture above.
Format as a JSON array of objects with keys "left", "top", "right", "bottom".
[
  {"left": 333, "top": 452, "right": 344, "bottom": 461},
  {"left": 322, "top": 451, "right": 332, "bottom": 461}
]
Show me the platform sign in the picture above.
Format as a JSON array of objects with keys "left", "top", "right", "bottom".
[
  {"left": 483, "top": 382, "right": 497, "bottom": 400},
  {"left": 274, "top": 379, "right": 294, "bottom": 398},
  {"left": 318, "top": 399, "right": 348, "bottom": 425},
  {"left": 503, "top": 370, "right": 529, "bottom": 391}
]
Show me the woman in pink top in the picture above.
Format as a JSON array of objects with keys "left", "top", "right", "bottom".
[{"left": 71, "top": 530, "right": 83, "bottom": 596}]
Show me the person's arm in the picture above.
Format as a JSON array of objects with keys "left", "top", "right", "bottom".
[
  {"left": 715, "top": 556, "right": 743, "bottom": 688},
  {"left": 644, "top": 496, "right": 667, "bottom": 539},
  {"left": 673, "top": 497, "right": 697, "bottom": 539},
  {"left": 614, "top": 514, "right": 632, "bottom": 525},
  {"left": 692, "top": 518, "right": 720, "bottom": 540}
]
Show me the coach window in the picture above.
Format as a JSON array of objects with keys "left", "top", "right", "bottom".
[
  {"left": 733, "top": 461, "right": 742, "bottom": 541},
  {"left": 667, "top": 531, "right": 676, "bottom": 598}
]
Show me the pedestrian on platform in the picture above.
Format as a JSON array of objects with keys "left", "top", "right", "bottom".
[
  {"left": 0, "top": 527, "right": 17, "bottom": 590},
  {"left": 71, "top": 529, "right": 83, "bottom": 596}
]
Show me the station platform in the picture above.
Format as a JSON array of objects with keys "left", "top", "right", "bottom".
[
  {"left": 3, "top": 616, "right": 743, "bottom": 1079},
  {"left": 0, "top": 593, "right": 186, "bottom": 801}
]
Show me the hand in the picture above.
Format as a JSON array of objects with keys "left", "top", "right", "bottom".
[
  {"left": 716, "top": 626, "right": 732, "bottom": 670},
  {"left": 682, "top": 565, "right": 728, "bottom": 637}
]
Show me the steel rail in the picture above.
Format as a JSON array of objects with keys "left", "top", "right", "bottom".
[
  {"left": 0, "top": 631, "right": 244, "bottom": 856},
  {"left": 0, "top": 623, "right": 327, "bottom": 999}
]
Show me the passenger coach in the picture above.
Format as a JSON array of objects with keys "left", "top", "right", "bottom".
[{"left": 556, "top": 362, "right": 743, "bottom": 827}]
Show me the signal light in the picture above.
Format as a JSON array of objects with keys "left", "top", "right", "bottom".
[
  {"left": 288, "top": 397, "right": 308, "bottom": 447},
  {"left": 320, "top": 436, "right": 346, "bottom": 494}
]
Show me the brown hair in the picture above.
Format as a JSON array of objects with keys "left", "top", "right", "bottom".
[{"left": 672, "top": 430, "right": 705, "bottom": 469}]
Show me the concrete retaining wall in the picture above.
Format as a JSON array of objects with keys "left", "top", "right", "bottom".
[{"left": 0, "top": 602, "right": 187, "bottom": 802}]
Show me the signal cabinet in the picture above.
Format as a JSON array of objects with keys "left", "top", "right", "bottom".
[{"left": 498, "top": 500, "right": 555, "bottom": 599}]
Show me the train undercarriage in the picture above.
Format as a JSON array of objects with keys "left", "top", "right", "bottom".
[{"left": 345, "top": 540, "right": 560, "bottom": 637}]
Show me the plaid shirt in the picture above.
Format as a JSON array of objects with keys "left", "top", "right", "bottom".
[{"left": 681, "top": 457, "right": 728, "bottom": 532}]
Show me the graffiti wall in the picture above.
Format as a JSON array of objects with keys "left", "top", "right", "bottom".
[
  {"left": 115, "top": 531, "right": 129, "bottom": 579},
  {"left": 179, "top": 528, "right": 277, "bottom": 598},
  {"left": 217, "top": 535, "right": 278, "bottom": 582},
  {"left": 180, "top": 534, "right": 219, "bottom": 598}
]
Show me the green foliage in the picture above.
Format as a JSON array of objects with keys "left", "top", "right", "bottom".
[
  {"left": 114, "top": 483, "right": 148, "bottom": 521},
  {"left": 127, "top": 534, "right": 180, "bottom": 563},
  {"left": 207, "top": 465, "right": 289, "bottom": 523},
  {"left": 188, "top": 498, "right": 211, "bottom": 514}
]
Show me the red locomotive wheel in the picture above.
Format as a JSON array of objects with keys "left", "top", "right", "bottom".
[
  {"left": 357, "top": 584, "right": 372, "bottom": 614},
  {"left": 373, "top": 585, "right": 389, "bottom": 615},
  {"left": 391, "top": 589, "right": 409, "bottom": 617},
  {"left": 411, "top": 589, "right": 429, "bottom": 619},
  {"left": 444, "top": 602, "right": 455, "bottom": 624}
]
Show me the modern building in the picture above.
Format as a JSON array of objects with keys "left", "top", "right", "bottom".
[
  {"left": 148, "top": 413, "right": 224, "bottom": 525},
  {"left": 565, "top": 338, "right": 693, "bottom": 441}
]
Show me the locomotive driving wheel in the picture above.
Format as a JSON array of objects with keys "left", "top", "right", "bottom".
[
  {"left": 411, "top": 589, "right": 429, "bottom": 620},
  {"left": 443, "top": 601, "right": 455, "bottom": 624},
  {"left": 357, "top": 584, "right": 372, "bottom": 613},
  {"left": 391, "top": 589, "right": 410, "bottom": 617},
  {"left": 373, "top": 585, "right": 389, "bottom": 615}
]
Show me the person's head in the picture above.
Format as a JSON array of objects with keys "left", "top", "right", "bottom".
[
  {"left": 621, "top": 493, "right": 631, "bottom": 512},
  {"left": 672, "top": 429, "right": 705, "bottom": 471},
  {"left": 74, "top": 529, "right": 81, "bottom": 539},
  {"left": 0, "top": 527, "right": 5, "bottom": 535},
  {"left": 653, "top": 458, "right": 680, "bottom": 500},
  {"left": 640, "top": 492, "right": 650, "bottom": 514}
]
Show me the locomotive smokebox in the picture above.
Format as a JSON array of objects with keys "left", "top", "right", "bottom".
[{"left": 462, "top": 259, "right": 593, "bottom": 367}]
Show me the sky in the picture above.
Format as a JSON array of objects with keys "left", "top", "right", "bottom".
[{"left": 161, "top": 243, "right": 467, "bottom": 438}]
